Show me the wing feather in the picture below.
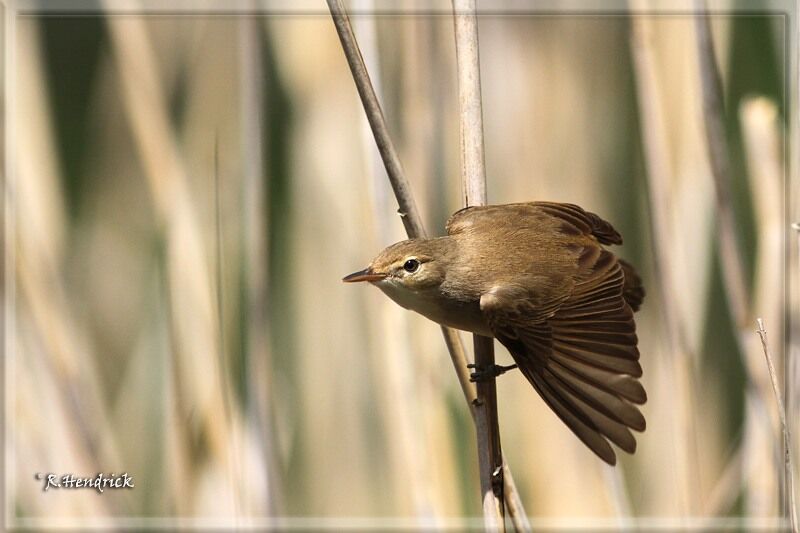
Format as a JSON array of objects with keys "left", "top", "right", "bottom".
[
  {"left": 541, "top": 367, "right": 638, "bottom": 453},
  {"left": 524, "top": 365, "right": 618, "bottom": 464},
  {"left": 481, "top": 248, "right": 646, "bottom": 465},
  {"left": 534, "top": 202, "right": 624, "bottom": 245}
]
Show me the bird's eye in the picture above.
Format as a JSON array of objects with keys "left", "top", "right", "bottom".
[{"left": 403, "top": 258, "right": 420, "bottom": 273}]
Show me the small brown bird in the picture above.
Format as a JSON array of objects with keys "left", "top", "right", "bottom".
[{"left": 344, "top": 202, "right": 646, "bottom": 465}]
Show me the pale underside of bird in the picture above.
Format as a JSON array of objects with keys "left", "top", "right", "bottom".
[{"left": 344, "top": 201, "right": 646, "bottom": 465}]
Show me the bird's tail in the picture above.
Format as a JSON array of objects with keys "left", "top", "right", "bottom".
[{"left": 619, "top": 259, "right": 645, "bottom": 312}]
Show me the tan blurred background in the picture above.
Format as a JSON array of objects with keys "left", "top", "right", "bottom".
[{"left": 5, "top": 0, "right": 796, "bottom": 529}]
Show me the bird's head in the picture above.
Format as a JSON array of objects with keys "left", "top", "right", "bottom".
[{"left": 343, "top": 238, "right": 451, "bottom": 293}]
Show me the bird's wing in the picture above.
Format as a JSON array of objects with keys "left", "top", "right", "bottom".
[
  {"left": 446, "top": 202, "right": 622, "bottom": 245},
  {"left": 480, "top": 249, "right": 645, "bottom": 465},
  {"left": 531, "top": 202, "right": 623, "bottom": 245}
]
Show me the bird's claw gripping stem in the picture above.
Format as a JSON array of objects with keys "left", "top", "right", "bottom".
[{"left": 467, "top": 363, "right": 518, "bottom": 382}]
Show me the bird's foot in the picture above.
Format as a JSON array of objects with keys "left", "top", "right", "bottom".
[{"left": 467, "top": 363, "right": 518, "bottom": 382}]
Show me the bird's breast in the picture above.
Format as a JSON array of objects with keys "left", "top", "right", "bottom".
[{"left": 375, "top": 281, "right": 492, "bottom": 336}]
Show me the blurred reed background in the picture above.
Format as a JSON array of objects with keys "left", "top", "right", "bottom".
[{"left": 6, "top": 0, "right": 795, "bottom": 528}]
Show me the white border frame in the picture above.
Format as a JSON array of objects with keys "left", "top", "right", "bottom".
[{"left": 2, "top": 0, "right": 797, "bottom": 529}]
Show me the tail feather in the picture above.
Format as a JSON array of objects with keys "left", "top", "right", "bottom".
[{"left": 618, "top": 259, "right": 645, "bottom": 312}]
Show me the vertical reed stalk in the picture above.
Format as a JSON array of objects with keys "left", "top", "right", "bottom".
[
  {"left": 106, "top": 14, "right": 238, "bottom": 507},
  {"left": 693, "top": 6, "right": 749, "bottom": 328},
  {"left": 451, "top": 0, "right": 505, "bottom": 529},
  {"left": 694, "top": 7, "right": 783, "bottom": 518},
  {"left": 239, "top": 14, "right": 280, "bottom": 516},
  {"left": 629, "top": 13, "right": 699, "bottom": 515}
]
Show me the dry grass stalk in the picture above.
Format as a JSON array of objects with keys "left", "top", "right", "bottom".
[
  {"left": 213, "top": 138, "right": 242, "bottom": 519},
  {"left": 692, "top": 6, "right": 749, "bottom": 328},
  {"left": 794, "top": 223, "right": 800, "bottom": 525},
  {"left": 703, "top": 443, "right": 744, "bottom": 516},
  {"left": 326, "top": 0, "right": 526, "bottom": 525},
  {"left": 503, "top": 463, "right": 532, "bottom": 532},
  {"left": 693, "top": 38, "right": 776, "bottom": 516},
  {"left": 628, "top": 8, "right": 694, "bottom": 362},
  {"left": 13, "top": 22, "right": 123, "bottom": 518},
  {"left": 451, "top": 0, "right": 505, "bottom": 528},
  {"left": 441, "top": 324, "right": 480, "bottom": 405},
  {"left": 756, "top": 319, "right": 798, "bottom": 533},
  {"left": 629, "top": 12, "right": 699, "bottom": 514},
  {"left": 353, "top": 4, "right": 443, "bottom": 517},
  {"left": 326, "top": 0, "right": 426, "bottom": 239},
  {"left": 740, "top": 96, "right": 789, "bottom": 519},
  {"left": 105, "top": 14, "right": 239, "bottom": 510},
  {"left": 451, "top": 0, "right": 487, "bottom": 205},
  {"left": 694, "top": 10, "right": 784, "bottom": 517},
  {"left": 238, "top": 15, "right": 280, "bottom": 515}
]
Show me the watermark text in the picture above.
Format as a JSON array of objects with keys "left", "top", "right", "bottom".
[{"left": 35, "top": 472, "right": 134, "bottom": 494}]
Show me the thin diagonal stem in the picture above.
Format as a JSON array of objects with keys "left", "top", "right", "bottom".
[
  {"left": 326, "top": 0, "right": 525, "bottom": 526},
  {"left": 757, "top": 319, "right": 798, "bottom": 533},
  {"left": 327, "top": 0, "right": 425, "bottom": 239}
]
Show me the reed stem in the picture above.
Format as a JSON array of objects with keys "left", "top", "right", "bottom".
[
  {"left": 451, "top": 0, "right": 505, "bottom": 528},
  {"left": 326, "top": 1, "right": 525, "bottom": 526}
]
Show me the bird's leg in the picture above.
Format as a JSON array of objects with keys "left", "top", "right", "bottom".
[{"left": 467, "top": 363, "right": 518, "bottom": 382}]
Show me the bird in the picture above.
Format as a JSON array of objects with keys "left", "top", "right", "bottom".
[{"left": 343, "top": 201, "right": 646, "bottom": 465}]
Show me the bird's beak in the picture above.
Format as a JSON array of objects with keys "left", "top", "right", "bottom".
[{"left": 342, "top": 267, "right": 387, "bottom": 283}]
